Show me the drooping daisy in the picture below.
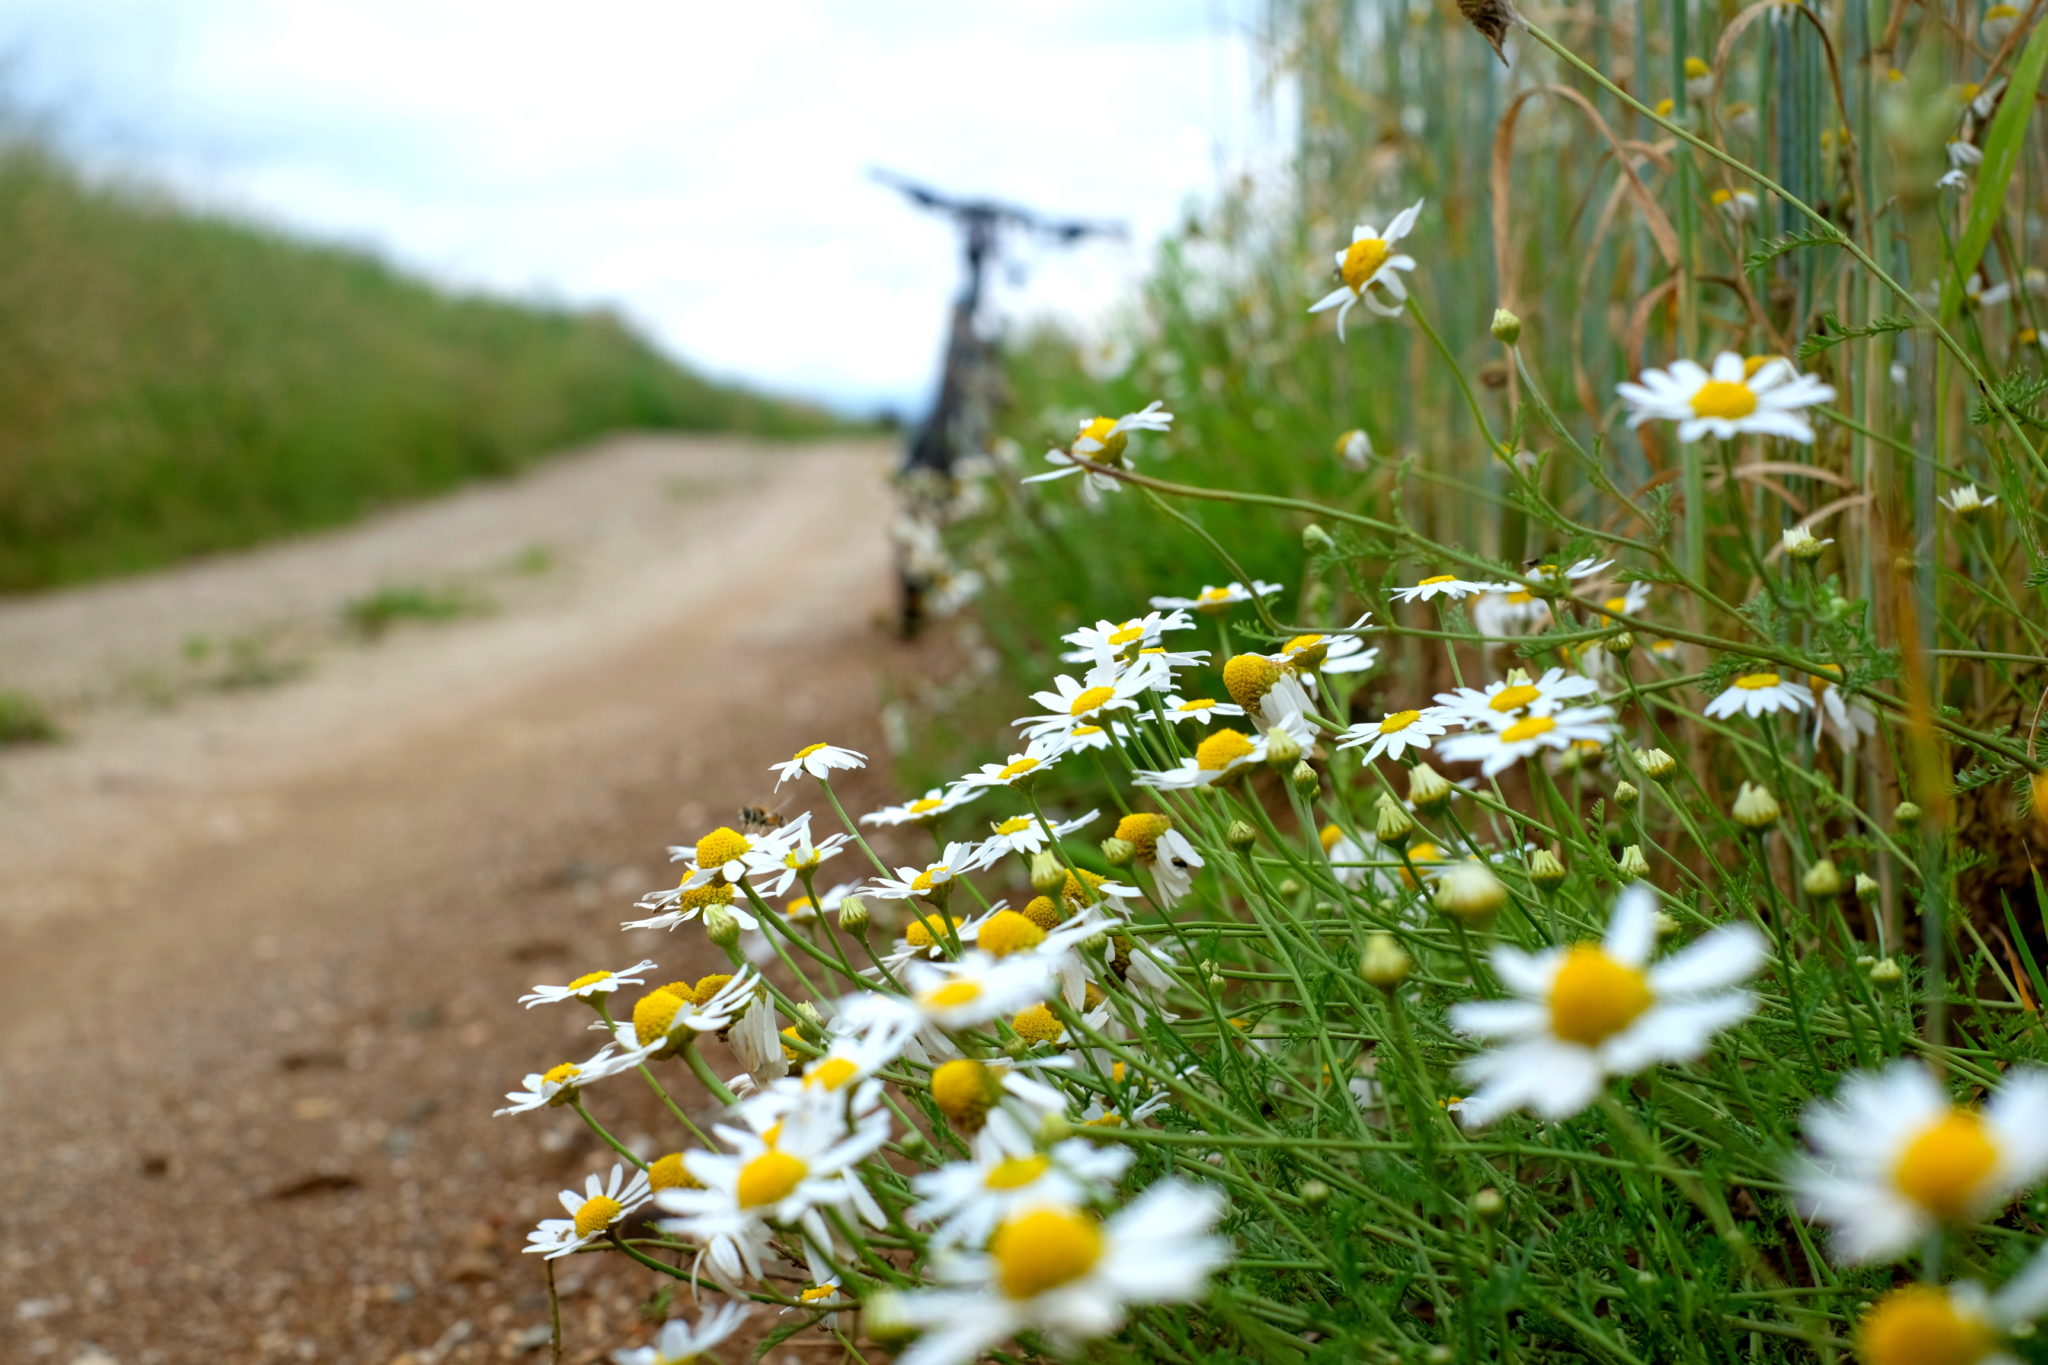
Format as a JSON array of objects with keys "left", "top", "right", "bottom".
[
  {"left": 1148, "top": 581, "right": 1283, "bottom": 613},
  {"left": 769, "top": 742, "right": 867, "bottom": 787},
  {"left": 1337, "top": 708, "right": 1450, "bottom": 764},
  {"left": 1148, "top": 828, "right": 1205, "bottom": 909},
  {"left": 1791, "top": 1062, "right": 2048, "bottom": 1264},
  {"left": 1025, "top": 402, "right": 1175, "bottom": 492},
  {"left": 525, "top": 1164, "right": 653, "bottom": 1259},
  {"left": 1015, "top": 670, "right": 1151, "bottom": 741},
  {"left": 1436, "top": 705, "right": 1618, "bottom": 777},
  {"left": 1048, "top": 723, "right": 1121, "bottom": 755},
  {"left": 890, "top": 1181, "right": 1229, "bottom": 1365},
  {"left": 1152, "top": 694, "right": 1246, "bottom": 726},
  {"left": 1390, "top": 573, "right": 1496, "bottom": 604},
  {"left": 863, "top": 786, "right": 980, "bottom": 828},
  {"left": 1809, "top": 670, "right": 1878, "bottom": 751},
  {"left": 610, "top": 1301, "right": 750, "bottom": 1365},
  {"left": 1132, "top": 712, "right": 1315, "bottom": 790},
  {"left": 496, "top": 1042, "right": 631, "bottom": 1116},
  {"left": 1433, "top": 668, "right": 1602, "bottom": 725},
  {"left": 1308, "top": 201, "right": 1424, "bottom": 341},
  {"left": 1618, "top": 351, "right": 1836, "bottom": 443},
  {"left": 519, "top": 959, "right": 658, "bottom": 1009},
  {"left": 1942, "top": 483, "right": 2000, "bottom": 517},
  {"left": 1448, "top": 886, "right": 1767, "bottom": 1124},
  {"left": 910, "top": 1107, "right": 1134, "bottom": 1250},
  {"left": 1222, "top": 652, "right": 1317, "bottom": 727},
  {"left": 1703, "top": 670, "right": 1812, "bottom": 719}
]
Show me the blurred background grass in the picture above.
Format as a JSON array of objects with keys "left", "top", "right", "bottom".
[{"left": 0, "top": 129, "right": 838, "bottom": 592}]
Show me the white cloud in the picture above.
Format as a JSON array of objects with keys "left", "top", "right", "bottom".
[{"left": 4, "top": 0, "right": 1267, "bottom": 409}]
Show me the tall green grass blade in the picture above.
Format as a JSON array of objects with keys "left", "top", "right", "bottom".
[{"left": 1939, "top": 15, "right": 2048, "bottom": 320}]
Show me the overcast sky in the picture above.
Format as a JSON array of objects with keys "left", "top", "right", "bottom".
[{"left": 3, "top": 2, "right": 1270, "bottom": 411}]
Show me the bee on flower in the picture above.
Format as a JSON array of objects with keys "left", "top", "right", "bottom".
[
  {"left": 525, "top": 1164, "right": 653, "bottom": 1259},
  {"left": 768, "top": 742, "right": 866, "bottom": 787},
  {"left": 1337, "top": 707, "right": 1451, "bottom": 764},
  {"left": 1618, "top": 351, "right": 1836, "bottom": 443},
  {"left": 1148, "top": 581, "right": 1283, "bottom": 614},
  {"left": 1703, "top": 669, "right": 1812, "bottom": 719},
  {"left": 1309, "top": 200, "right": 1423, "bottom": 340},
  {"left": 1025, "top": 402, "right": 1174, "bottom": 494},
  {"left": 1447, "top": 886, "right": 1767, "bottom": 1123},
  {"left": 1791, "top": 1061, "right": 2048, "bottom": 1263}
]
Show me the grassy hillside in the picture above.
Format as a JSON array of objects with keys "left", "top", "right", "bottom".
[{"left": 0, "top": 137, "right": 835, "bottom": 591}]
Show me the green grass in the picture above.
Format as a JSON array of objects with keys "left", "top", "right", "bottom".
[
  {"left": 0, "top": 134, "right": 838, "bottom": 593},
  {"left": 341, "top": 581, "right": 493, "bottom": 638},
  {"left": 0, "top": 689, "right": 59, "bottom": 745}
]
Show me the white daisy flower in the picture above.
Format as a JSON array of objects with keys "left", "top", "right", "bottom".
[
  {"left": 1016, "top": 670, "right": 1151, "bottom": 740},
  {"left": 495, "top": 1043, "right": 631, "bottom": 1116},
  {"left": 525, "top": 1164, "right": 653, "bottom": 1259},
  {"left": 1148, "top": 581, "right": 1283, "bottom": 613},
  {"left": 1338, "top": 707, "right": 1451, "bottom": 764},
  {"left": 1703, "top": 670, "right": 1813, "bottom": 719},
  {"left": 658, "top": 1107, "right": 893, "bottom": 1286},
  {"left": 739, "top": 1030, "right": 899, "bottom": 1128},
  {"left": 1271, "top": 618, "right": 1379, "bottom": 675},
  {"left": 1791, "top": 1062, "right": 2048, "bottom": 1264},
  {"left": 890, "top": 1181, "right": 1229, "bottom": 1365},
  {"left": 838, "top": 952, "right": 1057, "bottom": 1055},
  {"left": 519, "top": 960, "right": 658, "bottom": 1009},
  {"left": 863, "top": 841, "right": 999, "bottom": 902},
  {"left": 1618, "top": 351, "right": 1836, "bottom": 443},
  {"left": 622, "top": 881, "right": 757, "bottom": 934},
  {"left": 1436, "top": 705, "right": 1618, "bottom": 777},
  {"left": 1809, "top": 671, "right": 1878, "bottom": 751},
  {"left": 749, "top": 821, "right": 851, "bottom": 899},
  {"left": 1976, "top": 267, "right": 2047, "bottom": 308},
  {"left": 910, "top": 1106, "right": 1134, "bottom": 1250},
  {"left": 1308, "top": 200, "right": 1423, "bottom": 340},
  {"left": 1152, "top": 694, "right": 1246, "bottom": 725},
  {"left": 1061, "top": 610, "right": 1197, "bottom": 660},
  {"left": 1942, "top": 483, "right": 1999, "bottom": 517},
  {"left": 971, "top": 810, "right": 1100, "bottom": 861},
  {"left": 863, "top": 786, "right": 981, "bottom": 827},
  {"left": 615, "top": 968, "right": 765, "bottom": 1057},
  {"left": 1711, "top": 187, "right": 1759, "bottom": 223},
  {"left": 1849, "top": 1258, "right": 2048, "bottom": 1365},
  {"left": 1781, "top": 525, "right": 1834, "bottom": 559},
  {"left": 1448, "top": 886, "right": 1767, "bottom": 1124},
  {"left": 958, "top": 737, "right": 1069, "bottom": 793},
  {"left": 1432, "top": 668, "right": 1602, "bottom": 726},
  {"left": 666, "top": 816, "right": 817, "bottom": 889},
  {"left": 1390, "top": 573, "right": 1496, "bottom": 603},
  {"left": 1149, "top": 827, "right": 1205, "bottom": 909},
  {"left": 611, "top": 1302, "right": 749, "bottom": 1365},
  {"left": 1471, "top": 588, "right": 1553, "bottom": 639},
  {"left": 769, "top": 742, "right": 867, "bottom": 787},
  {"left": 1046, "top": 722, "right": 1121, "bottom": 755},
  {"left": 1133, "top": 712, "right": 1315, "bottom": 789},
  {"left": 1335, "top": 427, "right": 1374, "bottom": 469},
  {"left": 1593, "top": 581, "right": 1654, "bottom": 618},
  {"left": 1026, "top": 402, "right": 1174, "bottom": 492},
  {"left": 1983, "top": 3, "right": 2022, "bottom": 44}
]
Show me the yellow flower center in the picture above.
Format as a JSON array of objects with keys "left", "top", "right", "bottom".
[
  {"left": 991, "top": 1207, "right": 1107, "bottom": 1299},
  {"left": 1077, "top": 417, "right": 1129, "bottom": 462},
  {"left": 977, "top": 910, "right": 1048, "bottom": 958},
  {"left": 903, "top": 914, "right": 961, "bottom": 948},
  {"left": 1684, "top": 56, "right": 1710, "bottom": 78},
  {"left": 1198, "top": 586, "right": 1233, "bottom": 603},
  {"left": 1418, "top": 574, "right": 1458, "bottom": 586},
  {"left": 907, "top": 796, "right": 942, "bottom": 815},
  {"left": 1283, "top": 633, "right": 1329, "bottom": 667},
  {"left": 1489, "top": 683, "right": 1542, "bottom": 713},
  {"left": 572, "top": 1195, "right": 624, "bottom": 1239},
  {"left": 541, "top": 1063, "right": 581, "bottom": 1088},
  {"left": 1072, "top": 724, "right": 1105, "bottom": 738},
  {"left": 735, "top": 1150, "right": 809, "bottom": 1209},
  {"left": 1222, "top": 652, "right": 1281, "bottom": 709},
  {"left": 1711, "top": 188, "right": 1733, "bottom": 205},
  {"left": 994, "top": 816, "right": 1034, "bottom": 836},
  {"left": 1176, "top": 698, "right": 1219, "bottom": 713},
  {"left": 804, "top": 1057, "right": 861, "bottom": 1091},
  {"left": 1893, "top": 1110, "right": 2000, "bottom": 1220},
  {"left": 633, "top": 991, "right": 684, "bottom": 1046},
  {"left": 565, "top": 971, "right": 612, "bottom": 992},
  {"left": 984, "top": 1154, "right": 1053, "bottom": 1190},
  {"left": 1733, "top": 672, "right": 1781, "bottom": 690},
  {"left": 1547, "top": 946, "right": 1655, "bottom": 1046},
  {"left": 1114, "top": 811, "right": 1172, "bottom": 862},
  {"left": 648, "top": 1152, "right": 701, "bottom": 1191},
  {"left": 691, "top": 973, "right": 734, "bottom": 1006},
  {"left": 1340, "top": 236, "right": 1391, "bottom": 291},
  {"left": 1604, "top": 596, "right": 1630, "bottom": 613},
  {"left": 1196, "top": 729, "right": 1257, "bottom": 772},
  {"left": 801, "top": 1284, "right": 839, "bottom": 1304},
  {"left": 910, "top": 865, "right": 950, "bottom": 893},
  {"left": 1379, "top": 709, "right": 1421, "bottom": 734},
  {"left": 695, "top": 826, "right": 751, "bottom": 869},
  {"left": 1106, "top": 622, "right": 1145, "bottom": 646},
  {"left": 1319, "top": 823, "right": 1344, "bottom": 853},
  {"left": 920, "top": 980, "right": 984, "bottom": 1010},
  {"left": 1988, "top": 4, "right": 2020, "bottom": 18},
  {"left": 791, "top": 742, "right": 828, "bottom": 761},
  {"left": 677, "top": 883, "right": 735, "bottom": 913},
  {"left": 1857, "top": 1285, "right": 1996, "bottom": 1365},
  {"left": 930, "top": 1058, "right": 998, "bottom": 1127},
  {"left": 1501, "top": 715, "right": 1558, "bottom": 743},
  {"left": 1023, "top": 895, "right": 1063, "bottom": 930},
  {"left": 1689, "top": 379, "right": 1758, "bottom": 420},
  {"left": 1011, "top": 1002, "right": 1066, "bottom": 1043},
  {"left": 1069, "top": 685, "right": 1116, "bottom": 716},
  {"left": 998, "top": 758, "right": 1040, "bottom": 781},
  {"left": 1062, "top": 868, "right": 1109, "bottom": 909}
]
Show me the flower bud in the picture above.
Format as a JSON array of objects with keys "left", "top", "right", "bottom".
[
  {"left": 1408, "top": 762, "right": 1452, "bottom": 813},
  {"left": 864, "top": 1291, "right": 915, "bottom": 1345},
  {"left": 1359, "top": 932, "right": 1413, "bottom": 989},
  {"left": 703, "top": 904, "right": 741, "bottom": 948},
  {"left": 836, "top": 894, "right": 870, "bottom": 936},
  {"left": 1435, "top": 860, "right": 1506, "bottom": 919},
  {"left": 1290, "top": 760, "right": 1320, "bottom": 795},
  {"left": 1616, "top": 844, "right": 1651, "bottom": 881},
  {"left": 1854, "top": 873, "right": 1881, "bottom": 902},
  {"left": 1375, "top": 792, "right": 1416, "bottom": 848},
  {"left": 1604, "top": 630, "right": 1635, "bottom": 658},
  {"left": 1614, "top": 780, "right": 1640, "bottom": 809},
  {"left": 1783, "top": 525, "right": 1829, "bottom": 561},
  {"left": 1299, "top": 1178, "right": 1332, "bottom": 1206},
  {"left": 1894, "top": 800, "right": 1923, "bottom": 830},
  {"left": 1634, "top": 747, "right": 1677, "bottom": 782},
  {"left": 1801, "top": 858, "right": 1844, "bottom": 897},
  {"left": 1732, "top": 782, "right": 1781, "bottom": 831},
  {"left": 1038, "top": 1112, "right": 1076, "bottom": 1145},
  {"left": 1303, "top": 522, "right": 1337, "bottom": 554},
  {"left": 1653, "top": 911, "right": 1680, "bottom": 937},
  {"left": 1529, "top": 848, "right": 1567, "bottom": 890},
  {"left": 1264, "top": 725, "right": 1305, "bottom": 768},
  {"left": 1100, "top": 836, "right": 1136, "bottom": 867},
  {"left": 1226, "top": 820, "right": 1258, "bottom": 851},
  {"left": 1029, "top": 851, "right": 1066, "bottom": 893},
  {"left": 1869, "top": 957, "right": 1904, "bottom": 983},
  {"left": 1472, "top": 1187, "right": 1505, "bottom": 1220},
  {"left": 1278, "top": 878, "right": 1303, "bottom": 898},
  {"left": 1490, "top": 308, "right": 1523, "bottom": 345}
]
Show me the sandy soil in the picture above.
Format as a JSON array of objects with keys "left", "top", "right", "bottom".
[{"left": 0, "top": 434, "right": 915, "bottom": 1363}]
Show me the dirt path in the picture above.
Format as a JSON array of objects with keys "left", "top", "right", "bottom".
[{"left": 0, "top": 434, "right": 914, "bottom": 1363}]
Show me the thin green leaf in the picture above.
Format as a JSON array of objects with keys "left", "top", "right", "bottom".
[{"left": 1940, "top": 16, "right": 2048, "bottom": 320}]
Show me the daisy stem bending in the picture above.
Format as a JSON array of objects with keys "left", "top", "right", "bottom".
[
  {"left": 1406, "top": 297, "right": 1499, "bottom": 451},
  {"left": 634, "top": 1065, "right": 717, "bottom": 1151},
  {"left": 569, "top": 1096, "right": 649, "bottom": 1171},
  {"left": 679, "top": 1035, "right": 739, "bottom": 1107},
  {"left": 817, "top": 778, "right": 894, "bottom": 879}
]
